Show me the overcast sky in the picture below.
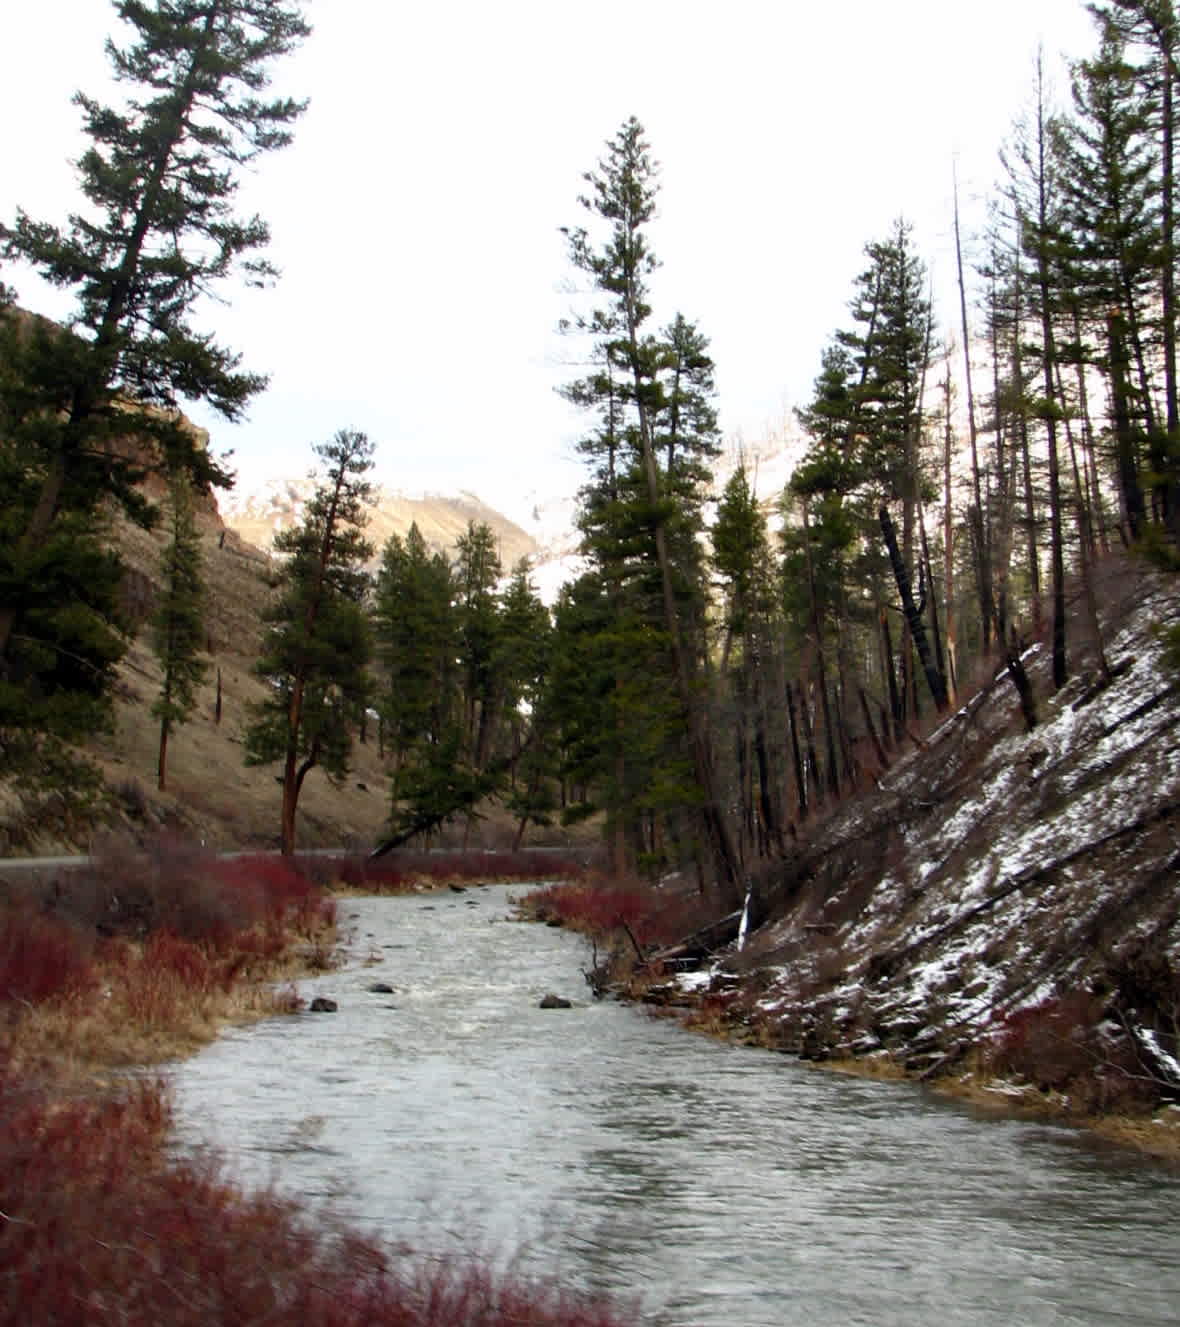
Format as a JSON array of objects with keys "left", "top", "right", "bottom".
[{"left": 3, "top": 0, "right": 1097, "bottom": 522}]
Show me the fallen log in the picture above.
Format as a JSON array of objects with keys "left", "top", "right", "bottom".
[{"left": 644, "top": 908, "right": 744, "bottom": 969}]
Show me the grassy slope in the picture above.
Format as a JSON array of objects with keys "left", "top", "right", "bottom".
[{"left": 3, "top": 492, "right": 586, "bottom": 857}]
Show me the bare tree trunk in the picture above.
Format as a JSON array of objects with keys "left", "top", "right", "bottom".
[
  {"left": 954, "top": 166, "right": 993, "bottom": 651},
  {"left": 880, "top": 507, "right": 949, "bottom": 712},
  {"left": 1063, "top": 388, "right": 1112, "bottom": 684},
  {"left": 880, "top": 608, "right": 903, "bottom": 744},
  {"left": 800, "top": 499, "right": 841, "bottom": 799},
  {"left": 157, "top": 718, "right": 170, "bottom": 792},
  {"left": 919, "top": 504, "right": 949, "bottom": 702},
  {"left": 1031, "top": 60, "right": 1068, "bottom": 690},
  {"left": 1005, "top": 632, "right": 1039, "bottom": 733},
  {"left": 858, "top": 685, "right": 890, "bottom": 773},
  {"left": 1107, "top": 309, "right": 1148, "bottom": 541},
  {"left": 942, "top": 373, "right": 959, "bottom": 701},
  {"left": 786, "top": 680, "right": 807, "bottom": 819},
  {"left": 796, "top": 680, "right": 823, "bottom": 811}
]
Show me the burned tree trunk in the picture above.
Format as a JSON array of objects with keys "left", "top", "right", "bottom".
[{"left": 880, "top": 506, "right": 949, "bottom": 712}]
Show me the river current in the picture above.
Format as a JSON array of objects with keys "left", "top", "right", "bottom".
[{"left": 171, "top": 885, "right": 1180, "bottom": 1326}]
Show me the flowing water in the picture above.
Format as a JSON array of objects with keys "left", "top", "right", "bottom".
[{"left": 172, "top": 886, "right": 1180, "bottom": 1326}]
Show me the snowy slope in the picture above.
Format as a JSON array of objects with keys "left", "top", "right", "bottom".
[{"left": 717, "top": 558, "right": 1180, "bottom": 1096}]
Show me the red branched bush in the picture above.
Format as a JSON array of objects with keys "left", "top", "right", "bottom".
[
  {"left": 0, "top": 906, "right": 96, "bottom": 1006},
  {"left": 210, "top": 854, "right": 320, "bottom": 928},
  {"left": 0, "top": 1060, "right": 629, "bottom": 1327},
  {"left": 985, "top": 991, "right": 1159, "bottom": 1112},
  {"left": 989, "top": 992, "right": 1107, "bottom": 1089},
  {"left": 523, "top": 877, "right": 719, "bottom": 951},
  {"left": 142, "top": 928, "right": 217, "bottom": 992}
]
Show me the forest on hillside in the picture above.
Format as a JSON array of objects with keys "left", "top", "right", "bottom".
[{"left": 1, "top": 0, "right": 1178, "bottom": 870}]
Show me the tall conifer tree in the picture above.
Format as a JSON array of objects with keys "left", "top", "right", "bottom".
[
  {"left": 0, "top": 0, "right": 308, "bottom": 772},
  {"left": 561, "top": 118, "right": 740, "bottom": 895},
  {"left": 245, "top": 430, "right": 374, "bottom": 855}
]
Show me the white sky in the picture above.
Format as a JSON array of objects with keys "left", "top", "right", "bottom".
[{"left": 3, "top": 0, "right": 1097, "bottom": 524}]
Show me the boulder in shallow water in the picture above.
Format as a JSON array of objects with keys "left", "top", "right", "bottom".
[
  {"left": 309, "top": 997, "right": 338, "bottom": 1013},
  {"left": 368, "top": 982, "right": 395, "bottom": 994},
  {"left": 539, "top": 993, "right": 572, "bottom": 1009}
]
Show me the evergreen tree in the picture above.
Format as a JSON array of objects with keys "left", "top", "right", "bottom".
[
  {"left": 0, "top": 0, "right": 309, "bottom": 678},
  {"left": 794, "top": 222, "right": 947, "bottom": 723},
  {"left": 495, "top": 558, "right": 551, "bottom": 748},
  {"left": 1093, "top": 0, "right": 1180, "bottom": 539},
  {"left": 245, "top": 430, "right": 374, "bottom": 855},
  {"left": 1059, "top": 23, "right": 1158, "bottom": 539},
  {"left": 0, "top": 305, "right": 127, "bottom": 788},
  {"left": 496, "top": 560, "right": 556, "bottom": 849},
  {"left": 150, "top": 469, "right": 208, "bottom": 790},
  {"left": 561, "top": 118, "right": 739, "bottom": 895},
  {"left": 454, "top": 520, "right": 504, "bottom": 774},
  {"left": 1003, "top": 53, "right": 1071, "bottom": 689},
  {"left": 372, "top": 522, "right": 457, "bottom": 784},
  {"left": 712, "top": 464, "right": 784, "bottom": 855}
]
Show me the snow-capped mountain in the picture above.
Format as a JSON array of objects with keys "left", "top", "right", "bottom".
[
  {"left": 219, "top": 479, "right": 540, "bottom": 573},
  {"left": 218, "top": 426, "right": 808, "bottom": 607}
]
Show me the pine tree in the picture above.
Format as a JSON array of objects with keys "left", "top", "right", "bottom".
[
  {"left": 795, "top": 222, "right": 947, "bottom": 722},
  {"left": 372, "top": 523, "right": 457, "bottom": 778},
  {"left": 712, "top": 464, "right": 784, "bottom": 855},
  {"left": 561, "top": 118, "right": 740, "bottom": 895},
  {"left": 150, "top": 469, "right": 208, "bottom": 790},
  {"left": 1093, "top": 0, "right": 1180, "bottom": 539},
  {"left": 0, "top": 304, "right": 128, "bottom": 787},
  {"left": 1059, "top": 23, "right": 1158, "bottom": 539},
  {"left": 496, "top": 560, "right": 556, "bottom": 849},
  {"left": 454, "top": 520, "right": 504, "bottom": 775},
  {"left": 0, "top": 0, "right": 309, "bottom": 677},
  {"left": 245, "top": 430, "right": 374, "bottom": 855},
  {"left": 1004, "top": 53, "right": 1071, "bottom": 689}
]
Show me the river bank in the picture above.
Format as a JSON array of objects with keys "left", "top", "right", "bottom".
[
  {"left": 0, "top": 843, "right": 624, "bottom": 1327},
  {"left": 170, "top": 885, "right": 1180, "bottom": 1327},
  {"left": 513, "top": 569, "right": 1180, "bottom": 1166},
  {"left": 515, "top": 878, "right": 1180, "bottom": 1165}
]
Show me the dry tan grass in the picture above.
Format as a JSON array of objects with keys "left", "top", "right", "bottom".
[
  {"left": 0, "top": 476, "right": 604, "bottom": 857},
  {"left": 807, "top": 1053, "right": 909, "bottom": 1082},
  {"left": 4, "top": 919, "right": 331, "bottom": 1075},
  {"left": 926, "top": 1067, "right": 1180, "bottom": 1162}
]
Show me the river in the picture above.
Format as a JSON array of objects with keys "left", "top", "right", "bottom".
[{"left": 171, "top": 885, "right": 1180, "bottom": 1326}]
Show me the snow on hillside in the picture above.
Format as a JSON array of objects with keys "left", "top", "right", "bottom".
[{"left": 689, "top": 558, "right": 1180, "bottom": 1100}]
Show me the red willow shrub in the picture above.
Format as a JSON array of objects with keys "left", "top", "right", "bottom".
[
  {"left": 0, "top": 906, "right": 96, "bottom": 1005},
  {"left": 524, "top": 878, "right": 719, "bottom": 952},
  {"left": 985, "top": 991, "right": 1160, "bottom": 1112},
  {"left": 212, "top": 854, "right": 322, "bottom": 926},
  {"left": 0, "top": 1061, "right": 629, "bottom": 1327},
  {"left": 35, "top": 836, "right": 332, "bottom": 953}
]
